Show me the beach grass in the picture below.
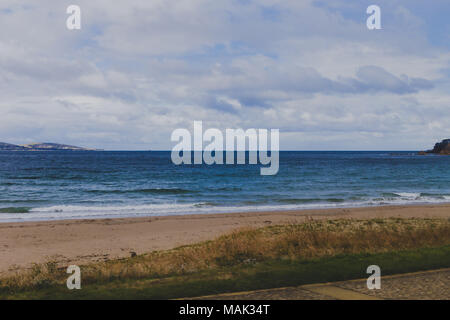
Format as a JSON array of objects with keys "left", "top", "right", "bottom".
[{"left": 1, "top": 217, "right": 449, "bottom": 299}]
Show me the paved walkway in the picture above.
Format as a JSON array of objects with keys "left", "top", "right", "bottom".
[{"left": 192, "top": 268, "right": 450, "bottom": 300}]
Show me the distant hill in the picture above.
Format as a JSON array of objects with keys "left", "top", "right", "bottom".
[
  {"left": 0, "top": 142, "right": 27, "bottom": 151},
  {"left": 0, "top": 142, "right": 98, "bottom": 151},
  {"left": 21, "top": 143, "right": 97, "bottom": 151}
]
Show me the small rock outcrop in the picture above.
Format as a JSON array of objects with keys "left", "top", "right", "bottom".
[{"left": 424, "top": 139, "right": 450, "bottom": 155}]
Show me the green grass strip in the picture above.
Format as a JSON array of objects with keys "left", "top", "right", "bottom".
[{"left": 2, "top": 245, "right": 449, "bottom": 300}]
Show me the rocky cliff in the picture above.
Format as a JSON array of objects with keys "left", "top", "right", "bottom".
[{"left": 426, "top": 139, "right": 450, "bottom": 155}]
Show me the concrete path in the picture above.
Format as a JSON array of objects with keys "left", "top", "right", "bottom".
[{"left": 191, "top": 268, "right": 450, "bottom": 300}]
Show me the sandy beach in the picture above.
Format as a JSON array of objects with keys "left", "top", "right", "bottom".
[{"left": 1, "top": 204, "right": 449, "bottom": 275}]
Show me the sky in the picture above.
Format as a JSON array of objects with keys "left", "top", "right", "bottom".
[{"left": 0, "top": 0, "right": 449, "bottom": 150}]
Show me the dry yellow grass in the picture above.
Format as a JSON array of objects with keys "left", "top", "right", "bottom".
[{"left": 1, "top": 217, "right": 449, "bottom": 292}]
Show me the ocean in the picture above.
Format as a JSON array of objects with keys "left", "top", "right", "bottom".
[{"left": 0, "top": 151, "right": 449, "bottom": 222}]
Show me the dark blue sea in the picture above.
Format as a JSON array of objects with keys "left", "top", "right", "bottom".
[{"left": 0, "top": 151, "right": 449, "bottom": 222}]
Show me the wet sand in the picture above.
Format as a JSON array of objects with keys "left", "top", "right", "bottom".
[{"left": 1, "top": 204, "right": 449, "bottom": 275}]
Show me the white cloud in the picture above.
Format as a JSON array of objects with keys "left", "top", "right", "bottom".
[{"left": 0, "top": 0, "right": 448, "bottom": 150}]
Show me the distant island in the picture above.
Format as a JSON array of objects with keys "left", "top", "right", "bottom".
[
  {"left": 420, "top": 139, "right": 450, "bottom": 155},
  {"left": 0, "top": 142, "right": 100, "bottom": 151}
]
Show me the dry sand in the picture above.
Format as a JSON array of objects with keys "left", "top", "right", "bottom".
[{"left": 0, "top": 204, "right": 449, "bottom": 275}]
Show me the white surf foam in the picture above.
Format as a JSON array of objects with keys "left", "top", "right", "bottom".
[
  {"left": 394, "top": 192, "right": 421, "bottom": 199},
  {"left": 0, "top": 194, "right": 449, "bottom": 222}
]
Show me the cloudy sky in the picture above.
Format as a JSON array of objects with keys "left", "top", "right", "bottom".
[{"left": 0, "top": 0, "right": 449, "bottom": 150}]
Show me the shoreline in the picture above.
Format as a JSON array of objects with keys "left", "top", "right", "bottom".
[
  {"left": 1, "top": 203, "right": 449, "bottom": 275},
  {"left": 2, "top": 200, "right": 450, "bottom": 224}
]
